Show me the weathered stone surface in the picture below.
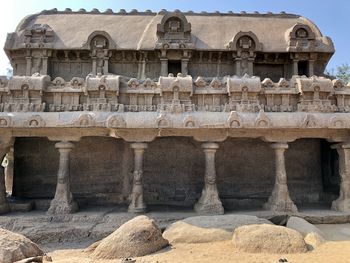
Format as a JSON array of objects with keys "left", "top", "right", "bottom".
[
  {"left": 91, "top": 215, "right": 168, "bottom": 259},
  {"left": 163, "top": 214, "right": 272, "bottom": 243},
  {"left": 232, "top": 224, "right": 308, "bottom": 253},
  {"left": 287, "top": 216, "right": 326, "bottom": 250},
  {"left": 304, "top": 232, "right": 326, "bottom": 250},
  {"left": 0, "top": 228, "right": 44, "bottom": 263},
  {"left": 286, "top": 216, "right": 325, "bottom": 238}
]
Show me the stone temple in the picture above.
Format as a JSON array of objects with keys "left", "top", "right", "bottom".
[{"left": 0, "top": 8, "right": 349, "bottom": 216}]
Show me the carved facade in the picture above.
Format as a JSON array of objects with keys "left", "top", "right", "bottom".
[{"left": 0, "top": 9, "right": 349, "bottom": 216}]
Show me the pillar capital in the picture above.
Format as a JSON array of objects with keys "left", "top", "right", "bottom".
[
  {"left": 201, "top": 142, "right": 219, "bottom": 150},
  {"left": 55, "top": 141, "right": 75, "bottom": 150},
  {"left": 331, "top": 142, "right": 350, "bottom": 150},
  {"left": 130, "top": 142, "right": 148, "bottom": 150},
  {"left": 270, "top": 142, "right": 289, "bottom": 150}
]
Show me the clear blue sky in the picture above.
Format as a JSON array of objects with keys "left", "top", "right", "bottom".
[{"left": 1, "top": 0, "right": 349, "bottom": 75}]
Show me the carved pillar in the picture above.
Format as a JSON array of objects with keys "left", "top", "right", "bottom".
[
  {"left": 160, "top": 58, "right": 168, "bottom": 77},
  {"left": 234, "top": 58, "right": 241, "bottom": 76},
  {"left": 26, "top": 56, "right": 32, "bottom": 76},
  {"left": 103, "top": 57, "right": 109, "bottom": 74},
  {"left": 248, "top": 57, "right": 254, "bottom": 76},
  {"left": 308, "top": 60, "right": 314, "bottom": 77},
  {"left": 4, "top": 147, "right": 14, "bottom": 195},
  {"left": 293, "top": 59, "right": 298, "bottom": 76},
  {"left": 41, "top": 56, "right": 48, "bottom": 75},
  {"left": 195, "top": 142, "right": 224, "bottom": 215},
  {"left": 92, "top": 57, "right": 97, "bottom": 75},
  {"left": 128, "top": 142, "right": 148, "bottom": 213},
  {"left": 264, "top": 142, "right": 297, "bottom": 213},
  {"left": 48, "top": 141, "right": 78, "bottom": 215},
  {"left": 0, "top": 141, "right": 11, "bottom": 214},
  {"left": 331, "top": 143, "right": 350, "bottom": 212},
  {"left": 181, "top": 58, "right": 189, "bottom": 76}
]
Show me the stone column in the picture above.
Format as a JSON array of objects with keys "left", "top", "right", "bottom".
[
  {"left": 48, "top": 141, "right": 78, "bottom": 215},
  {"left": 0, "top": 144, "right": 10, "bottom": 214},
  {"left": 293, "top": 60, "right": 298, "bottom": 76},
  {"left": 181, "top": 58, "right": 189, "bottom": 76},
  {"left": 264, "top": 142, "right": 297, "bottom": 213},
  {"left": 25, "top": 56, "right": 32, "bottom": 76},
  {"left": 41, "top": 56, "right": 48, "bottom": 75},
  {"left": 308, "top": 60, "right": 314, "bottom": 77},
  {"left": 128, "top": 142, "right": 148, "bottom": 213},
  {"left": 195, "top": 142, "right": 224, "bottom": 215},
  {"left": 235, "top": 58, "right": 241, "bottom": 76},
  {"left": 331, "top": 143, "right": 350, "bottom": 212},
  {"left": 4, "top": 147, "right": 14, "bottom": 195},
  {"left": 160, "top": 58, "right": 168, "bottom": 77}
]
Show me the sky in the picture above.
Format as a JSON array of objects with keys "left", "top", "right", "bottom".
[{"left": 0, "top": 0, "right": 349, "bottom": 75}]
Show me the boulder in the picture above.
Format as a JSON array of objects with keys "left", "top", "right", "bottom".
[
  {"left": 0, "top": 228, "right": 44, "bottom": 263},
  {"left": 91, "top": 215, "right": 168, "bottom": 259},
  {"left": 286, "top": 216, "right": 325, "bottom": 238},
  {"left": 232, "top": 224, "right": 308, "bottom": 253},
  {"left": 286, "top": 216, "right": 326, "bottom": 250},
  {"left": 163, "top": 214, "right": 272, "bottom": 244}
]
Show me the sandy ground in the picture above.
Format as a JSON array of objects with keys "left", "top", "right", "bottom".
[{"left": 44, "top": 224, "right": 350, "bottom": 263}]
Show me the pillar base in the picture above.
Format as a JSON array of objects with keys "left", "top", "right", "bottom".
[
  {"left": 332, "top": 198, "right": 350, "bottom": 212},
  {"left": 0, "top": 203, "right": 10, "bottom": 215},
  {"left": 263, "top": 190, "right": 298, "bottom": 213},
  {"left": 194, "top": 186, "right": 224, "bottom": 215},
  {"left": 194, "top": 201, "right": 224, "bottom": 215},
  {"left": 47, "top": 200, "right": 78, "bottom": 215},
  {"left": 128, "top": 204, "right": 147, "bottom": 213}
]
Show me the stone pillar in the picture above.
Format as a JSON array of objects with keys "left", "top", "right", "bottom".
[
  {"left": 195, "top": 142, "right": 224, "bottom": 215},
  {"left": 26, "top": 56, "right": 32, "bottom": 76},
  {"left": 264, "top": 142, "right": 297, "bottom": 213},
  {"left": 160, "top": 58, "right": 168, "bottom": 77},
  {"left": 42, "top": 56, "right": 48, "bottom": 75},
  {"left": 4, "top": 147, "right": 14, "bottom": 195},
  {"left": 293, "top": 60, "right": 298, "bottom": 76},
  {"left": 48, "top": 141, "right": 78, "bottom": 215},
  {"left": 0, "top": 144, "right": 10, "bottom": 214},
  {"left": 308, "top": 60, "right": 314, "bottom": 77},
  {"left": 128, "top": 142, "right": 148, "bottom": 213},
  {"left": 103, "top": 57, "right": 109, "bottom": 75},
  {"left": 235, "top": 58, "right": 241, "bottom": 76},
  {"left": 181, "top": 58, "right": 189, "bottom": 76},
  {"left": 92, "top": 57, "right": 97, "bottom": 75},
  {"left": 331, "top": 143, "right": 350, "bottom": 212}
]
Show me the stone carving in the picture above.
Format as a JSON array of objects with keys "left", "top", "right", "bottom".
[
  {"left": 287, "top": 23, "right": 316, "bottom": 52},
  {"left": 106, "top": 115, "right": 126, "bottom": 128},
  {"left": 226, "top": 74, "right": 262, "bottom": 112},
  {"left": 23, "top": 115, "right": 46, "bottom": 127},
  {"left": 156, "top": 113, "right": 171, "bottom": 128},
  {"left": 301, "top": 114, "right": 318, "bottom": 128},
  {"left": 255, "top": 110, "right": 271, "bottom": 128},
  {"left": 0, "top": 116, "right": 11, "bottom": 127},
  {"left": 227, "top": 111, "right": 242, "bottom": 128},
  {"left": 24, "top": 24, "right": 54, "bottom": 48},
  {"left": 329, "top": 116, "right": 345, "bottom": 129},
  {"left": 75, "top": 113, "right": 95, "bottom": 127},
  {"left": 183, "top": 115, "right": 197, "bottom": 128}
]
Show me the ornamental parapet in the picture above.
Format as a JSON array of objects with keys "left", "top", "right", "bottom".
[{"left": 0, "top": 73, "right": 349, "bottom": 114}]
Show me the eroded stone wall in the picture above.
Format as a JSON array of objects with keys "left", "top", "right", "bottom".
[{"left": 13, "top": 137, "right": 334, "bottom": 209}]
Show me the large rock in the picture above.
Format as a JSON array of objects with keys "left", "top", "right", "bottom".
[
  {"left": 286, "top": 216, "right": 326, "bottom": 250},
  {"left": 232, "top": 224, "right": 308, "bottom": 253},
  {"left": 0, "top": 228, "right": 44, "bottom": 263},
  {"left": 287, "top": 216, "right": 325, "bottom": 238},
  {"left": 163, "top": 214, "right": 272, "bottom": 244},
  {"left": 91, "top": 215, "right": 168, "bottom": 259}
]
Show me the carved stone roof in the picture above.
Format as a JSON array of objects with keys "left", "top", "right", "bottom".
[{"left": 6, "top": 9, "right": 334, "bottom": 53}]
